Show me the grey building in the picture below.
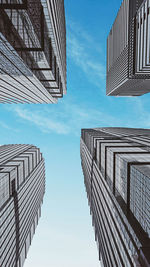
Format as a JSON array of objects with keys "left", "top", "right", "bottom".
[
  {"left": 81, "top": 127, "right": 150, "bottom": 266},
  {"left": 0, "top": 144, "right": 45, "bottom": 267},
  {"left": 107, "top": 0, "right": 150, "bottom": 96},
  {"left": 0, "top": 0, "right": 66, "bottom": 103}
]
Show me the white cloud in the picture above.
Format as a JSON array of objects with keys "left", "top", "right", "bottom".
[
  {"left": 0, "top": 119, "right": 19, "bottom": 132},
  {"left": 10, "top": 100, "right": 122, "bottom": 137},
  {"left": 67, "top": 20, "right": 106, "bottom": 87},
  {"left": 68, "top": 20, "right": 103, "bottom": 54},
  {"left": 120, "top": 97, "right": 150, "bottom": 129},
  {"left": 13, "top": 106, "right": 70, "bottom": 135},
  {"left": 0, "top": 121, "right": 11, "bottom": 129},
  {"left": 7, "top": 97, "right": 150, "bottom": 138}
]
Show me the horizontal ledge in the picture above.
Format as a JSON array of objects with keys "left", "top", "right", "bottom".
[
  {"left": 31, "top": 68, "right": 52, "bottom": 71},
  {"left": 15, "top": 48, "right": 43, "bottom": 52},
  {"left": 0, "top": 3, "right": 27, "bottom": 9}
]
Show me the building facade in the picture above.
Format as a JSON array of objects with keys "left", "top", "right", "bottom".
[
  {"left": 0, "top": 144, "right": 45, "bottom": 267},
  {"left": 81, "top": 127, "right": 150, "bottom": 266},
  {"left": 0, "top": 0, "right": 66, "bottom": 103},
  {"left": 107, "top": 0, "right": 150, "bottom": 96}
]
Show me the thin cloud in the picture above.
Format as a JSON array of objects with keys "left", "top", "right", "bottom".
[
  {"left": 0, "top": 120, "right": 19, "bottom": 132},
  {"left": 13, "top": 106, "right": 70, "bottom": 135},
  {"left": 68, "top": 20, "right": 103, "bottom": 54},
  {"left": 67, "top": 20, "right": 106, "bottom": 87},
  {"left": 0, "top": 121, "right": 11, "bottom": 129},
  {"left": 6, "top": 98, "right": 149, "bottom": 137},
  {"left": 128, "top": 98, "right": 150, "bottom": 128},
  {"left": 9, "top": 99, "right": 122, "bottom": 136}
]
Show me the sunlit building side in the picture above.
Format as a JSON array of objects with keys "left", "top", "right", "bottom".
[{"left": 81, "top": 127, "right": 150, "bottom": 266}]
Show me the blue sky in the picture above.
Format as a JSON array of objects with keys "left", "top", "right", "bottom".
[{"left": 1, "top": 0, "right": 150, "bottom": 266}]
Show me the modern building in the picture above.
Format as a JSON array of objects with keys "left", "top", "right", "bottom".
[
  {"left": 81, "top": 127, "right": 150, "bottom": 266},
  {"left": 0, "top": 0, "right": 66, "bottom": 103},
  {"left": 106, "top": 0, "right": 150, "bottom": 96},
  {"left": 0, "top": 144, "right": 45, "bottom": 267}
]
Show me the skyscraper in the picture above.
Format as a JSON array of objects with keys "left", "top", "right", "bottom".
[
  {"left": 106, "top": 0, "right": 150, "bottom": 96},
  {"left": 81, "top": 127, "right": 150, "bottom": 266},
  {"left": 0, "top": 144, "right": 45, "bottom": 267},
  {"left": 0, "top": 0, "right": 66, "bottom": 103}
]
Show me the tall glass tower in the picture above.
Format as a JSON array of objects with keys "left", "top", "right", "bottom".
[
  {"left": 0, "top": 0, "right": 66, "bottom": 103},
  {"left": 107, "top": 0, "right": 150, "bottom": 96},
  {"left": 0, "top": 144, "right": 45, "bottom": 267},
  {"left": 81, "top": 128, "right": 150, "bottom": 266}
]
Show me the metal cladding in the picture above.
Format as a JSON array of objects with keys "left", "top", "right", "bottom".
[
  {"left": 106, "top": 0, "right": 150, "bottom": 96},
  {"left": 81, "top": 127, "right": 150, "bottom": 267},
  {"left": 0, "top": 0, "right": 66, "bottom": 103},
  {"left": 0, "top": 144, "right": 45, "bottom": 267}
]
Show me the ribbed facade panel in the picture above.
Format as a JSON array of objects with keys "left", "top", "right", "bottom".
[
  {"left": 0, "top": 0, "right": 66, "bottom": 103},
  {"left": 107, "top": 0, "right": 150, "bottom": 96},
  {"left": 0, "top": 144, "right": 45, "bottom": 267},
  {"left": 81, "top": 127, "right": 150, "bottom": 267},
  {"left": 107, "top": 0, "right": 129, "bottom": 72}
]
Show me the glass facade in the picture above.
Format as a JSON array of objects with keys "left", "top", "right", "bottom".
[
  {"left": 81, "top": 127, "right": 150, "bottom": 266},
  {"left": 106, "top": 0, "right": 150, "bottom": 96},
  {"left": 0, "top": 144, "right": 45, "bottom": 267},
  {"left": 0, "top": 0, "right": 66, "bottom": 103}
]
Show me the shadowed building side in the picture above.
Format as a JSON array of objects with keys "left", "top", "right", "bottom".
[
  {"left": 106, "top": 0, "right": 150, "bottom": 96},
  {"left": 0, "top": 0, "right": 66, "bottom": 103}
]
